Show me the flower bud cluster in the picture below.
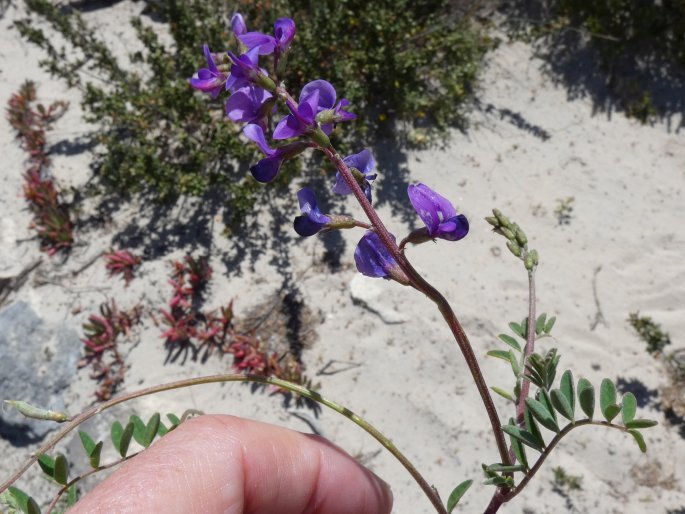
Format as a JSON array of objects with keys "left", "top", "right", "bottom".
[{"left": 486, "top": 209, "right": 539, "bottom": 271}]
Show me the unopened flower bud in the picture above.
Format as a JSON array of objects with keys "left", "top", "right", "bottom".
[
  {"left": 507, "top": 241, "right": 522, "bottom": 257},
  {"left": 485, "top": 216, "right": 499, "bottom": 227},
  {"left": 500, "top": 227, "right": 515, "bottom": 241},
  {"left": 524, "top": 251, "right": 537, "bottom": 271},
  {"left": 515, "top": 227, "right": 527, "bottom": 246},
  {"left": 493, "top": 209, "right": 513, "bottom": 229}
]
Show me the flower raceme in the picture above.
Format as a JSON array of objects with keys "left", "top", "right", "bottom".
[{"left": 407, "top": 183, "right": 469, "bottom": 242}]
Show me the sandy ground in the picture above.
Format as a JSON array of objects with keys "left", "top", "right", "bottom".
[{"left": 1, "top": 1, "right": 685, "bottom": 513}]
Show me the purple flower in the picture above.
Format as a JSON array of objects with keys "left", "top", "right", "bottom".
[
  {"left": 225, "top": 86, "right": 273, "bottom": 127},
  {"left": 354, "top": 231, "right": 405, "bottom": 282},
  {"left": 293, "top": 188, "right": 331, "bottom": 236},
  {"left": 231, "top": 13, "right": 247, "bottom": 36},
  {"left": 225, "top": 47, "right": 268, "bottom": 92},
  {"left": 238, "top": 17, "right": 296, "bottom": 56},
  {"left": 189, "top": 45, "right": 227, "bottom": 99},
  {"left": 243, "top": 124, "right": 308, "bottom": 182},
  {"left": 333, "top": 149, "right": 377, "bottom": 203},
  {"left": 407, "top": 183, "right": 469, "bottom": 241}
]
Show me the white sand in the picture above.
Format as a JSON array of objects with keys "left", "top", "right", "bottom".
[{"left": 1, "top": 1, "right": 684, "bottom": 513}]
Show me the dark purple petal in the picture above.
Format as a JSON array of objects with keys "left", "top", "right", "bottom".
[
  {"left": 407, "top": 183, "right": 457, "bottom": 235},
  {"left": 250, "top": 156, "right": 282, "bottom": 183},
  {"left": 434, "top": 214, "right": 469, "bottom": 241},
  {"left": 274, "top": 18, "right": 296, "bottom": 49},
  {"left": 300, "top": 80, "right": 336, "bottom": 110},
  {"left": 273, "top": 115, "right": 305, "bottom": 140},
  {"left": 334, "top": 98, "right": 357, "bottom": 121},
  {"left": 354, "top": 231, "right": 398, "bottom": 278},
  {"left": 297, "top": 188, "right": 330, "bottom": 224},
  {"left": 243, "top": 124, "right": 276, "bottom": 156},
  {"left": 294, "top": 216, "right": 324, "bottom": 236},
  {"left": 203, "top": 44, "right": 219, "bottom": 73},
  {"left": 231, "top": 13, "right": 247, "bottom": 36}
]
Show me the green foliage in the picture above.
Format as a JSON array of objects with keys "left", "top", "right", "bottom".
[
  {"left": 0, "top": 487, "right": 40, "bottom": 514},
  {"left": 15, "top": 0, "right": 489, "bottom": 223},
  {"left": 628, "top": 311, "right": 671, "bottom": 355},
  {"left": 446, "top": 479, "right": 473, "bottom": 513},
  {"left": 552, "top": 466, "right": 582, "bottom": 492}
]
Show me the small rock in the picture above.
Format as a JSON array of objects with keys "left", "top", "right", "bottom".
[{"left": 349, "top": 274, "right": 408, "bottom": 324}]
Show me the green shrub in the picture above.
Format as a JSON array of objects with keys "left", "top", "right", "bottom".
[{"left": 15, "top": 0, "right": 488, "bottom": 223}]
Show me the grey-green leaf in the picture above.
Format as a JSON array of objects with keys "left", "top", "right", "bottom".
[
  {"left": 53, "top": 454, "right": 69, "bottom": 485},
  {"left": 491, "top": 387, "right": 515, "bottom": 403},
  {"left": 501, "top": 425, "right": 544, "bottom": 452},
  {"left": 526, "top": 397, "right": 560, "bottom": 432},
  {"left": 486, "top": 464, "right": 527, "bottom": 473},
  {"left": 26, "top": 497, "right": 41, "bottom": 514},
  {"left": 111, "top": 420, "right": 123, "bottom": 451},
  {"left": 131, "top": 415, "right": 147, "bottom": 446},
  {"left": 523, "top": 406, "right": 545, "bottom": 451},
  {"left": 544, "top": 316, "right": 556, "bottom": 334},
  {"left": 621, "top": 392, "right": 637, "bottom": 424},
  {"left": 37, "top": 454, "right": 54, "bottom": 477},
  {"left": 600, "top": 379, "right": 617, "bottom": 420},
  {"left": 604, "top": 404, "right": 621, "bottom": 422},
  {"left": 446, "top": 479, "right": 473, "bottom": 513},
  {"left": 498, "top": 334, "right": 522, "bottom": 352},
  {"left": 538, "top": 389, "right": 559, "bottom": 427},
  {"left": 487, "top": 350, "right": 511, "bottom": 362},
  {"left": 67, "top": 485, "right": 78, "bottom": 506},
  {"left": 625, "top": 419, "right": 658, "bottom": 429},
  {"left": 509, "top": 321, "right": 525, "bottom": 338},
  {"left": 143, "top": 413, "right": 161, "bottom": 447},
  {"left": 535, "top": 313, "right": 547, "bottom": 335},
  {"left": 119, "top": 422, "right": 134, "bottom": 457},
  {"left": 89, "top": 441, "right": 104, "bottom": 468},
  {"left": 560, "top": 370, "right": 575, "bottom": 416},
  {"left": 628, "top": 429, "right": 647, "bottom": 452},
  {"left": 577, "top": 378, "right": 595, "bottom": 419},
  {"left": 78, "top": 430, "right": 96, "bottom": 455},
  {"left": 551, "top": 389, "right": 574, "bottom": 421},
  {"left": 508, "top": 418, "right": 529, "bottom": 470}
]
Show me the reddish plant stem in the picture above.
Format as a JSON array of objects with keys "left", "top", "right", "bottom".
[
  {"left": 516, "top": 270, "right": 537, "bottom": 425},
  {"left": 321, "top": 146, "right": 511, "bottom": 466}
]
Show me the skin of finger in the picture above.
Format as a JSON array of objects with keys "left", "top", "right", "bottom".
[{"left": 67, "top": 414, "right": 393, "bottom": 514}]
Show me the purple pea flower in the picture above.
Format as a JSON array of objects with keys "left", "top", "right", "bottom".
[
  {"left": 238, "top": 17, "right": 296, "bottom": 56},
  {"left": 407, "top": 183, "right": 469, "bottom": 241},
  {"left": 243, "top": 124, "right": 308, "bottom": 182},
  {"left": 189, "top": 45, "right": 227, "bottom": 99},
  {"left": 354, "top": 231, "right": 408, "bottom": 284},
  {"left": 225, "top": 47, "right": 270, "bottom": 93},
  {"left": 293, "top": 188, "right": 331, "bottom": 237},
  {"left": 231, "top": 13, "right": 247, "bottom": 36},
  {"left": 333, "top": 149, "right": 377, "bottom": 203},
  {"left": 225, "top": 86, "right": 273, "bottom": 127}
]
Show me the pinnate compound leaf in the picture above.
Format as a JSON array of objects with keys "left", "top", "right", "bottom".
[
  {"left": 446, "top": 479, "right": 473, "bottom": 513},
  {"left": 89, "top": 441, "right": 104, "bottom": 468},
  {"left": 544, "top": 316, "right": 556, "bottom": 334},
  {"left": 119, "top": 422, "right": 134, "bottom": 458},
  {"left": 525, "top": 397, "right": 559, "bottom": 432},
  {"left": 501, "top": 425, "right": 544, "bottom": 452},
  {"left": 130, "top": 415, "right": 147, "bottom": 446},
  {"left": 535, "top": 313, "right": 547, "bottom": 335},
  {"left": 78, "top": 430, "right": 96, "bottom": 456},
  {"left": 53, "top": 454, "right": 69, "bottom": 485},
  {"left": 498, "top": 334, "right": 522, "bottom": 352},
  {"left": 491, "top": 387, "right": 515, "bottom": 403},
  {"left": 628, "top": 429, "right": 647, "bottom": 452},
  {"left": 509, "top": 321, "right": 525, "bottom": 338},
  {"left": 577, "top": 378, "right": 595, "bottom": 419},
  {"left": 560, "top": 370, "right": 575, "bottom": 415},
  {"left": 600, "top": 379, "right": 617, "bottom": 420},
  {"left": 143, "top": 413, "right": 161, "bottom": 447},
  {"left": 625, "top": 419, "right": 658, "bottom": 429},
  {"left": 550, "top": 389, "right": 574, "bottom": 421},
  {"left": 37, "top": 454, "right": 55, "bottom": 477},
  {"left": 621, "top": 392, "right": 637, "bottom": 424}
]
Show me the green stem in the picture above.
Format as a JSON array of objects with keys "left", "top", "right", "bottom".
[{"left": 1, "top": 374, "right": 447, "bottom": 514}]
